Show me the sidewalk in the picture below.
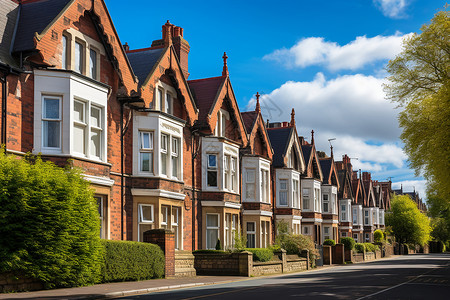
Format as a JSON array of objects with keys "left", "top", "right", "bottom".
[{"left": 0, "top": 276, "right": 251, "bottom": 300}]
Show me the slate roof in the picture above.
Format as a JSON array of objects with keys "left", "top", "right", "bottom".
[
  {"left": 0, "top": 0, "right": 19, "bottom": 67},
  {"left": 301, "top": 144, "right": 312, "bottom": 166},
  {"left": 241, "top": 111, "right": 258, "bottom": 133},
  {"left": 319, "top": 158, "right": 332, "bottom": 184},
  {"left": 188, "top": 76, "right": 225, "bottom": 124},
  {"left": 267, "top": 126, "right": 292, "bottom": 168},
  {"left": 126, "top": 48, "right": 164, "bottom": 86},
  {"left": 13, "top": 0, "right": 73, "bottom": 53}
]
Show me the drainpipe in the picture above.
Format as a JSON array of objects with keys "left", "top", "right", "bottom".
[
  {"left": 0, "top": 71, "right": 7, "bottom": 150},
  {"left": 120, "top": 102, "right": 124, "bottom": 240}
]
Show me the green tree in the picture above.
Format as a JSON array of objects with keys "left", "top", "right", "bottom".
[
  {"left": 374, "top": 229, "right": 384, "bottom": 243},
  {"left": 385, "top": 195, "right": 431, "bottom": 246},
  {"left": 427, "top": 186, "right": 450, "bottom": 243},
  {"left": 0, "top": 152, "right": 103, "bottom": 288},
  {"left": 384, "top": 8, "right": 450, "bottom": 202}
]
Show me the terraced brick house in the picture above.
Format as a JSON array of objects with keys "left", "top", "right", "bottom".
[
  {"left": 362, "top": 172, "right": 376, "bottom": 242},
  {"left": 300, "top": 131, "right": 324, "bottom": 244},
  {"left": 267, "top": 110, "right": 305, "bottom": 235},
  {"left": 318, "top": 150, "right": 339, "bottom": 242},
  {"left": 335, "top": 155, "right": 356, "bottom": 241},
  {"left": 240, "top": 93, "right": 274, "bottom": 248}
]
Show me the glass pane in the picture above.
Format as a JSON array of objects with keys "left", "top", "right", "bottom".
[
  {"left": 208, "top": 154, "right": 217, "bottom": 168},
  {"left": 206, "top": 214, "right": 219, "bottom": 227},
  {"left": 90, "top": 106, "right": 101, "bottom": 128},
  {"left": 140, "top": 152, "right": 150, "bottom": 171},
  {"left": 73, "top": 101, "right": 84, "bottom": 122},
  {"left": 165, "top": 93, "right": 171, "bottom": 114},
  {"left": 158, "top": 89, "right": 163, "bottom": 111},
  {"left": 280, "top": 191, "right": 287, "bottom": 205},
  {"left": 75, "top": 41, "right": 83, "bottom": 73},
  {"left": 62, "top": 36, "right": 67, "bottom": 69},
  {"left": 247, "top": 222, "right": 255, "bottom": 232},
  {"left": 172, "top": 156, "right": 178, "bottom": 178},
  {"left": 90, "top": 49, "right": 97, "bottom": 79},
  {"left": 140, "top": 205, "right": 153, "bottom": 222},
  {"left": 207, "top": 229, "right": 218, "bottom": 249},
  {"left": 172, "top": 138, "right": 178, "bottom": 154},
  {"left": 44, "top": 98, "right": 60, "bottom": 119},
  {"left": 161, "top": 152, "right": 167, "bottom": 175},
  {"left": 96, "top": 196, "right": 103, "bottom": 217},
  {"left": 43, "top": 121, "right": 60, "bottom": 148},
  {"left": 73, "top": 124, "right": 85, "bottom": 154},
  {"left": 161, "top": 134, "right": 167, "bottom": 151},
  {"left": 90, "top": 130, "right": 100, "bottom": 157},
  {"left": 246, "top": 183, "right": 255, "bottom": 199},
  {"left": 221, "top": 114, "right": 226, "bottom": 136},
  {"left": 207, "top": 171, "right": 217, "bottom": 187},
  {"left": 280, "top": 180, "right": 287, "bottom": 190}
]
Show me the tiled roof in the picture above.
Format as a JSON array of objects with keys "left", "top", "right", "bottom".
[
  {"left": 241, "top": 111, "right": 258, "bottom": 133},
  {"left": 13, "top": 0, "right": 72, "bottom": 53},
  {"left": 126, "top": 48, "right": 164, "bottom": 86},
  {"left": 267, "top": 126, "right": 292, "bottom": 168},
  {"left": 0, "top": 0, "right": 19, "bottom": 67},
  {"left": 319, "top": 158, "right": 332, "bottom": 184},
  {"left": 188, "top": 76, "right": 225, "bottom": 124}
]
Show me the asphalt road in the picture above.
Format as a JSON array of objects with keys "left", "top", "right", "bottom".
[{"left": 120, "top": 253, "right": 450, "bottom": 300}]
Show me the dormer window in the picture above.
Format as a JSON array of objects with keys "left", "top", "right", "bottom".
[{"left": 155, "top": 82, "right": 174, "bottom": 114}]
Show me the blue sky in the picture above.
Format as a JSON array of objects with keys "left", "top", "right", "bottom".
[{"left": 107, "top": 0, "right": 445, "bottom": 200}]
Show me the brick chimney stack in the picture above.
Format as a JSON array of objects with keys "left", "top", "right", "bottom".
[
  {"left": 362, "top": 172, "right": 371, "bottom": 182},
  {"left": 158, "top": 21, "right": 190, "bottom": 79}
]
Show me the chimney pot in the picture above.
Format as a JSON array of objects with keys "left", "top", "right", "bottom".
[{"left": 123, "top": 42, "right": 129, "bottom": 52}]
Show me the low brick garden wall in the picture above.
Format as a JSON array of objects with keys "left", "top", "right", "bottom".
[
  {"left": 0, "top": 273, "right": 43, "bottom": 293},
  {"left": 351, "top": 252, "right": 365, "bottom": 263},
  {"left": 364, "top": 252, "right": 376, "bottom": 261},
  {"left": 193, "top": 250, "right": 308, "bottom": 277}
]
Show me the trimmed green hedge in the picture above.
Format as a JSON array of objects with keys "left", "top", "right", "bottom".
[
  {"left": 245, "top": 248, "right": 273, "bottom": 262},
  {"left": 101, "top": 240, "right": 164, "bottom": 282},
  {"left": 323, "top": 239, "right": 336, "bottom": 246},
  {"left": 340, "top": 237, "right": 356, "bottom": 251}
]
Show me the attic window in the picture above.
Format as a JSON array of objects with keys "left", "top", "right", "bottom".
[
  {"left": 215, "top": 109, "right": 230, "bottom": 137},
  {"left": 75, "top": 41, "right": 84, "bottom": 73}
]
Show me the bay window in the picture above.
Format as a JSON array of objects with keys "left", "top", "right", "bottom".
[
  {"left": 261, "top": 169, "right": 269, "bottom": 203},
  {"left": 364, "top": 210, "right": 369, "bottom": 225},
  {"left": 139, "top": 131, "right": 153, "bottom": 173},
  {"left": 279, "top": 179, "right": 288, "bottom": 206},
  {"left": 206, "top": 214, "right": 219, "bottom": 249},
  {"left": 73, "top": 100, "right": 86, "bottom": 154}
]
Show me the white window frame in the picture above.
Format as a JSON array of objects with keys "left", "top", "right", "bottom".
[
  {"left": 246, "top": 222, "right": 256, "bottom": 248},
  {"left": 279, "top": 179, "right": 288, "bottom": 206},
  {"left": 138, "top": 204, "right": 154, "bottom": 242},
  {"left": 160, "top": 133, "right": 168, "bottom": 176},
  {"left": 207, "top": 154, "right": 218, "bottom": 187},
  {"left": 341, "top": 204, "right": 347, "bottom": 221},
  {"left": 245, "top": 168, "right": 256, "bottom": 200},
  {"left": 303, "top": 188, "right": 310, "bottom": 210},
  {"left": 364, "top": 210, "right": 369, "bottom": 225},
  {"left": 206, "top": 214, "right": 220, "bottom": 249},
  {"left": 293, "top": 179, "right": 299, "bottom": 208},
  {"left": 42, "top": 96, "right": 62, "bottom": 150},
  {"left": 323, "top": 193, "right": 329, "bottom": 213},
  {"left": 89, "top": 47, "right": 99, "bottom": 80},
  {"left": 172, "top": 207, "right": 180, "bottom": 250},
  {"left": 139, "top": 131, "right": 154, "bottom": 173},
  {"left": 353, "top": 207, "right": 358, "bottom": 225},
  {"left": 161, "top": 205, "right": 169, "bottom": 228},
  {"left": 171, "top": 137, "right": 180, "bottom": 180},
  {"left": 74, "top": 40, "right": 84, "bottom": 74}
]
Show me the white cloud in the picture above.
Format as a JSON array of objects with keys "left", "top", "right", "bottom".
[
  {"left": 392, "top": 179, "right": 428, "bottom": 201},
  {"left": 254, "top": 72, "right": 401, "bottom": 142},
  {"left": 373, "top": 0, "right": 409, "bottom": 19},
  {"left": 263, "top": 33, "right": 410, "bottom": 71}
]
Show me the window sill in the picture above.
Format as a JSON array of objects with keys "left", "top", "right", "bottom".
[{"left": 34, "top": 152, "right": 111, "bottom": 166}]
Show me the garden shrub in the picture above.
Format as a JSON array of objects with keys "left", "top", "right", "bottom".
[
  {"left": 340, "top": 237, "right": 356, "bottom": 251},
  {"left": 355, "top": 243, "right": 365, "bottom": 253},
  {"left": 323, "top": 239, "right": 336, "bottom": 246},
  {"left": 245, "top": 248, "right": 273, "bottom": 262},
  {"left": 101, "top": 240, "right": 164, "bottom": 282},
  {"left": 215, "top": 239, "right": 222, "bottom": 250},
  {"left": 233, "top": 231, "right": 247, "bottom": 251},
  {"left": 363, "top": 243, "right": 380, "bottom": 252},
  {"left": 374, "top": 230, "right": 384, "bottom": 243},
  {"left": 0, "top": 152, "right": 103, "bottom": 289},
  {"left": 274, "top": 220, "right": 319, "bottom": 264}
]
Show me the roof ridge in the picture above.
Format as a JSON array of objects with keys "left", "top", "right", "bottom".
[
  {"left": 187, "top": 76, "right": 224, "bottom": 83},
  {"left": 126, "top": 46, "right": 164, "bottom": 54}
]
